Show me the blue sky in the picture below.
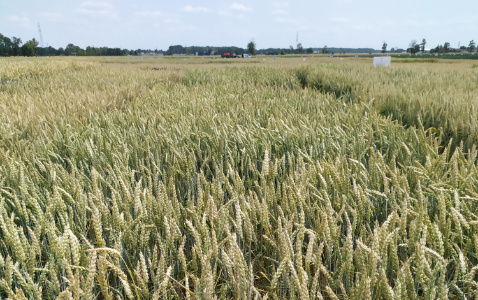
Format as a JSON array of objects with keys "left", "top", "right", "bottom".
[{"left": 1, "top": 0, "right": 477, "bottom": 50}]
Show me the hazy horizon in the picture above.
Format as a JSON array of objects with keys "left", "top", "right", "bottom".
[{"left": 2, "top": 0, "right": 477, "bottom": 51}]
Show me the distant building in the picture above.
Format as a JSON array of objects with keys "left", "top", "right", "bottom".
[{"left": 140, "top": 52, "right": 164, "bottom": 56}]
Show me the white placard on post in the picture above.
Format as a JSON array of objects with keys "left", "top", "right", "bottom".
[{"left": 373, "top": 56, "right": 391, "bottom": 67}]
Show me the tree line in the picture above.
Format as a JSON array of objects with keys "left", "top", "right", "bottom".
[
  {"left": 3, "top": 31, "right": 474, "bottom": 58},
  {"left": 0, "top": 33, "right": 39, "bottom": 56},
  {"left": 0, "top": 32, "right": 374, "bottom": 58},
  {"left": 381, "top": 38, "right": 476, "bottom": 54},
  {"left": 0, "top": 33, "right": 138, "bottom": 57}
]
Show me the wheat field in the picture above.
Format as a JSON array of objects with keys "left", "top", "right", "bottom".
[{"left": 0, "top": 56, "right": 477, "bottom": 299}]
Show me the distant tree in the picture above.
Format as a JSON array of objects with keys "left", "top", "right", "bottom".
[
  {"left": 247, "top": 41, "right": 256, "bottom": 55},
  {"left": 11, "top": 37, "right": 22, "bottom": 56},
  {"left": 431, "top": 44, "right": 441, "bottom": 54},
  {"left": 382, "top": 42, "right": 387, "bottom": 54},
  {"left": 21, "top": 38, "right": 39, "bottom": 56},
  {"left": 415, "top": 44, "right": 420, "bottom": 53},
  {"left": 65, "top": 44, "right": 80, "bottom": 56},
  {"left": 280, "top": 50, "right": 285, "bottom": 55},
  {"left": 420, "top": 38, "right": 426, "bottom": 53},
  {"left": 0, "top": 34, "right": 13, "bottom": 56},
  {"left": 306, "top": 47, "right": 314, "bottom": 54},
  {"left": 444, "top": 42, "right": 450, "bottom": 53},
  {"left": 46, "top": 46, "right": 56, "bottom": 56},
  {"left": 85, "top": 46, "right": 94, "bottom": 56},
  {"left": 322, "top": 45, "right": 328, "bottom": 54},
  {"left": 409, "top": 40, "right": 416, "bottom": 50},
  {"left": 0, "top": 33, "right": 5, "bottom": 55},
  {"left": 166, "top": 45, "right": 184, "bottom": 55},
  {"left": 289, "top": 45, "right": 294, "bottom": 54},
  {"left": 468, "top": 40, "right": 475, "bottom": 53},
  {"left": 408, "top": 40, "right": 420, "bottom": 54},
  {"left": 296, "top": 43, "right": 303, "bottom": 54}
]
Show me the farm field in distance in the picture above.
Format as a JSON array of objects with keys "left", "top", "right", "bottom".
[{"left": 0, "top": 55, "right": 477, "bottom": 299}]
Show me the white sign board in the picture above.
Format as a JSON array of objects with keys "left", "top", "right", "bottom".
[{"left": 373, "top": 56, "right": 391, "bottom": 67}]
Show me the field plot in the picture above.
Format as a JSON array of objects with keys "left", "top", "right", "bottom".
[{"left": 0, "top": 56, "right": 477, "bottom": 299}]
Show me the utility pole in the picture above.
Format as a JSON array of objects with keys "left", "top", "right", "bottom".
[{"left": 38, "top": 22, "right": 44, "bottom": 48}]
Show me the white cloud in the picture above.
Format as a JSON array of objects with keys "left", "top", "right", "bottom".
[
  {"left": 271, "top": 1, "right": 289, "bottom": 9},
  {"left": 404, "top": 19, "right": 420, "bottom": 27},
  {"left": 299, "top": 24, "right": 319, "bottom": 31},
  {"left": 218, "top": 3, "right": 252, "bottom": 19},
  {"left": 183, "top": 6, "right": 210, "bottom": 13},
  {"left": 424, "top": 21, "right": 438, "bottom": 26},
  {"left": 354, "top": 24, "right": 372, "bottom": 31},
  {"left": 271, "top": 9, "right": 288, "bottom": 15},
  {"left": 38, "top": 12, "right": 63, "bottom": 21},
  {"left": 165, "top": 24, "right": 200, "bottom": 32},
  {"left": 77, "top": 1, "right": 116, "bottom": 18},
  {"left": 217, "top": 9, "right": 231, "bottom": 17},
  {"left": 163, "top": 18, "right": 181, "bottom": 25},
  {"left": 132, "top": 11, "right": 181, "bottom": 26},
  {"left": 329, "top": 17, "right": 349, "bottom": 23},
  {"left": 7, "top": 13, "right": 31, "bottom": 27},
  {"left": 274, "top": 17, "right": 300, "bottom": 26},
  {"left": 335, "top": 0, "right": 354, "bottom": 4},
  {"left": 134, "top": 11, "right": 164, "bottom": 17},
  {"left": 230, "top": 3, "right": 252, "bottom": 12},
  {"left": 270, "top": 1, "right": 289, "bottom": 16}
]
